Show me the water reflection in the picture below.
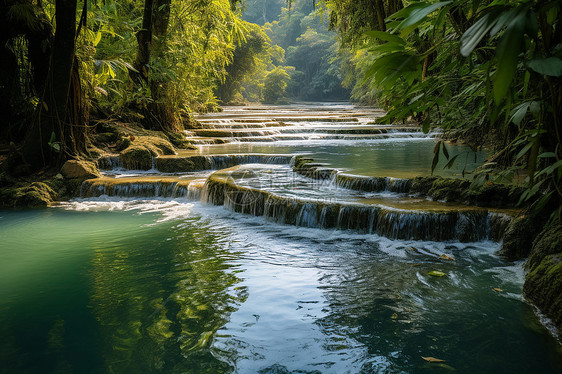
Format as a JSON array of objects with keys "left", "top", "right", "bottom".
[
  {"left": 1, "top": 204, "right": 561, "bottom": 373},
  {"left": 89, "top": 213, "right": 247, "bottom": 373}
]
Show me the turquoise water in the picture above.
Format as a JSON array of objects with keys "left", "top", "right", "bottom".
[
  {"left": 189, "top": 140, "right": 485, "bottom": 178},
  {"left": 1, "top": 204, "right": 561, "bottom": 373}
]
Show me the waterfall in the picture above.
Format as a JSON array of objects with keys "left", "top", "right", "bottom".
[
  {"left": 80, "top": 179, "right": 192, "bottom": 199},
  {"left": 199, "top": 175, "right": 505, "bottom": 242}
]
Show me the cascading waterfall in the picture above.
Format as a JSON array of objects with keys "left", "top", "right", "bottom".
[
  {"left": 199, "top": 176, "right": 509, "bottom": 242},
  {"left": 80, "top": 179, "right": 192, "bottom": 199}
]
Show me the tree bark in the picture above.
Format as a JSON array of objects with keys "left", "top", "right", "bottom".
[{"left": 25, "top": 0, "right": 79, "bottom": 168}]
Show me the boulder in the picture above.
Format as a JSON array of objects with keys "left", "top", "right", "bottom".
[
  {"left": 523, "top": 219, "right": 562, "bottom": 336},
  {"left": 61, "top": 160, "right": 101, "bottom": 179}
]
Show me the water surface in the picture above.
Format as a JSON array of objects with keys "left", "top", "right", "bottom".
[{"left": 1, "top": 205, "right": 561, "bottom": 373}]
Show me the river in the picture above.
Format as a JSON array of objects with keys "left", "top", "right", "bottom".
[{"left": 1, "top": 103, "right": 561, "bottom": 373}]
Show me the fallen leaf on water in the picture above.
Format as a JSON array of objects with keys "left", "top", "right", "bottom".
[
  {"left": 409, "top": 247, "right": 419, "bottom": 252},
  {"left": 391, "top": 313, "right": 398, "bottom": 320},
  {"left": 428, "top": 271, "right": 446, "bottom": 277},
  {"left": 411, "top": 263, "right": 422, "bottom": 267},
  {"left": 494, "top": 288, "right": 503, "bottom": 292},
  {"left": 421, "top": 356, "right": 445, "bottom": 363},
  {"left": 439, "top": 254, "right": 456, "bottom": 261}
]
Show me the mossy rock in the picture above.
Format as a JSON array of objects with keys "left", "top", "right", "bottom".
[
  {"left": 466, "top": 183, "right": 523, "bottom": 207},
  {"left": 156, "top": 157, "right": 196, "bottom": 173},
  {"left": 165, "top": 132, "right": 197, "bottom": 150},
  {"left": 116, "top": 137, "right": 132, "bottom": 152},
  {"left": 524, "top": 220, "right": 562, "bottom": 335},
  {"left": 119, "top": 136, "right": 176, "bottom": 170},
  {"left": 0, "top": 182, "right": 58, "bottom": 208},
  {"left": 61, "top": 160, "right": 101, "bottom": 179},
  {"left": 409, "top": 177, "right": 438, "bottom": 196},
  {"left": 426, "top": 178, "right": 470, "bottom": 202},
  {"left": 120, "top": 146, "right": 153, "bottom": 170}
]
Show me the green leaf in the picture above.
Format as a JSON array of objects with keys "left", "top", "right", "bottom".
[
  {"left": 49, "top": 131, "right": 56, "bottom": 144},
  {"left": 539, "top": 160, "right": 562, "bottom": 176},
  {"left": 538, "top": 152, "right": 556, "bottom": 158},
  {"left": 510, "top": 102, "right": 531, "bottom": 125},
  {"left": 527, "top": 57, "right": 562, "bottom": 77},
  {"left": 460, "top": 12, "right": 499, "bottom": 57},
  {"left": 515, "top": 141, "right": 534, "bottom": 161},
  {"left": 428, "top": 271, "right": 446, "bottom": 277},
  {"left": 93, "top": 31, "right": 102, "bottom": 46},
  {"left": 444, "top": 154, "right": 459, "bottom": 169},
  {"left": 422, "top": 117, "right": 431, "bottom": 134},
  {"left": 51, "top": 143, "right": 61, "bottom": 152},
  {"left": 493, "top": 11, "right": 527, "bottom": 104},
  {"left": 397, "top": 2, "right": 453, "bottom": 30},
  {"left": 431, "top": 141, "right": 441, "bottom": 175},
  {"left": 442, "top": 142, "right": 450, "bottom": 159},
  {"left": 365, "top": 31, "right": 406, "bottom": 45}
]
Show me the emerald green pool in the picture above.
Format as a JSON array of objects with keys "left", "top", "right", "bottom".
[{"left": 1, "top": 204, "right": 561, "bottom": 373}]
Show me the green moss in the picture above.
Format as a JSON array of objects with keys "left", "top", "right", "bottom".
[
  {"left": 523, "top": 220, "right": 562, "bottom": 335},
  {"left": 166, "top": 132, "right": 197, "bottom": 150},
  {"left": 0, "top": 182, "right": 58, "bottom": 208},
  {"left": 527, "top": 220, "right": 562, "bottom": 269},
  {"left": 120, "top": 146, "right": 153, "bottom": 170},
  {"left": 426, "top": 178, "right": 470, "bottom": 201},
  {"left": 119, "top": 136, "right": 176, "bottom": 170},
  {"left": 116, "top": 137, "right": 132, "bottom": 152},
  {"left": 156, "top": 157, "right": 196, "bottom": 173},
  {"left": 408, "top": 177, "right": 438, "bottom": 196}
]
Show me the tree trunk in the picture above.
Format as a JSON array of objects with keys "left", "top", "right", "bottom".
[
  {"left": 374, "top": 0, "right": 387, "bottom": 32},
  {"left": 25, "top": 0, "right": 79, "bottom": 168},
  {"left": 132, "top": 0, "right": 179, "bottom": 132},
  {"left": 133, "top": 0, "right": 154, "bottom": 83}
]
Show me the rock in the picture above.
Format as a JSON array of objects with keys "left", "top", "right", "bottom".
[
  {"left": 60, "top": 160, "right": 101, "bottom": 179},
  {"left": 120, "top": 146, "right": 153, "bottom": 170},
  {"left": 166, "top": 132, "right": 197, "bottom": 149},
  {"left": 0, "top": 182, "right": 58, "bottom": 208},
  {"left": 523, "top": 219, "right": 562, "bottom": 336},
  {"left": 497, "top": 215, "right": 536, "bottom": 260},
  {"left": 119, "top": 136, "right": 176, "bottom": 170}
]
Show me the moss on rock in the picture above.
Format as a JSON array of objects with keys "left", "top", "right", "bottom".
[
  {"left": 61, "top": 160, "right": 101, "bottom": 179},
  {"left": 120, "top": 146, "right": 153, "bottom": 170},
  {"left": 119, "top": 136, "right": 176, "bottom": 170},
  {"left": 0, "top": 182, "right": 58, "bottom": 208},
  {"left": 523, "top": 220, "right": 562, "bottom": 335},
  {"left": 166, "top": 132, "right": 197, "bottom": 150}
]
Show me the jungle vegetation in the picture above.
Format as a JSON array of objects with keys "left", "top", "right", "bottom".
[
  {"left": 0, "top": 0, "right": 561, "bottom": 218},
  {"left": 319, "top": 0, "right": 562, "bottom": 217}
]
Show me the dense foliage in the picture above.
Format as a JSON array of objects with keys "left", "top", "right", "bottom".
[
  {"left": 320, "top": 0, "right": 562, "bottom": 215},
  {"left": 1, "top": 0, "right": 247, "bottom": 167}
]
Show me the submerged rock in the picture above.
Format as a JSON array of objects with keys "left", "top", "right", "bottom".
[{"left": 61, "top": 160, "right": 101, "bottom": 179}]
